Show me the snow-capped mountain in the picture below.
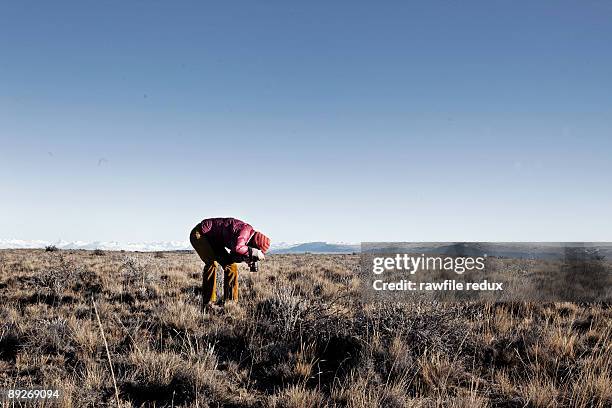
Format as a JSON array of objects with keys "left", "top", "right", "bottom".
[
  {"left": 0, "top": 239, "right": 191, "bottom": 252},
  {"left": 0, "top": 239, "right": 360, "bottom": 253},
  {"left": 270, "top": 242, "right": 360, "bottom": 254}
]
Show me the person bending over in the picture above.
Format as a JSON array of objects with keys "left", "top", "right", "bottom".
[{"left": 190, "top": 217, "right": 270, "bottom": 308}]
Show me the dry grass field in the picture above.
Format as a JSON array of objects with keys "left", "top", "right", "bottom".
[{"left": 0, "top": 249, "right": 610, "bottom": 407}]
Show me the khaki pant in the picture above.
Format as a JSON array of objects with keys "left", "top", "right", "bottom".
[{"left": 190, "top": 225, "right": 239, "bottom": 305}]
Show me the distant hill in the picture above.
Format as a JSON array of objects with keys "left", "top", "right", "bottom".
[
  {"left": 361, "top": 242, "right": 612, "bottom": 260},
  {"left": 0, "top": 239, "right": 360, "bottom": 254},
  {"left": 271, "top": 242, "right": 360, "bottom": 254},
  {"left": 3, "top": 240, "right": 612, "bottom": 259},
  {"left": 0, "top": 239, "right": 190, "bottom": 252}
]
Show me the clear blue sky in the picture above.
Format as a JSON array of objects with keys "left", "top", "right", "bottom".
[{"left": 1, "top": 1, "right": 611, "bottom": 243}]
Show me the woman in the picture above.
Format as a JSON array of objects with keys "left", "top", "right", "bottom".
[{"left": 190, "top": 217, "right": 270, "bottom": 308}]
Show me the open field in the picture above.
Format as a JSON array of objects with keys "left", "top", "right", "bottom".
[{"left": 0, "top": 249, "right": 610, "bottom": 407}]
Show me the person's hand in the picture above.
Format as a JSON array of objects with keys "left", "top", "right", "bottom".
[{"left": 251, "top": 248, "right": 265, "bottom": 261}]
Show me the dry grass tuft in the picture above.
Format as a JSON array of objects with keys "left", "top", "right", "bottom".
[{"left": 0, "top": 250, "right": 609, "bottom": 407}]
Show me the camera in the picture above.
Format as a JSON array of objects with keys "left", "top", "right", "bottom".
[{"left": 248, "top": 247, "right": 260, "bottom": 272}]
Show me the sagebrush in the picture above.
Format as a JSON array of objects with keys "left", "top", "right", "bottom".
[{"left": 0, "top": 250, "right": 610, "bottom": 407}]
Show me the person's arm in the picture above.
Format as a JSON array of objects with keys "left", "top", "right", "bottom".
[
  {"left": 232, "top": 227, "right": 265, "bottom": 261},
  {"left": 233, "top": 227, "right": 252, "bottom": 256}
]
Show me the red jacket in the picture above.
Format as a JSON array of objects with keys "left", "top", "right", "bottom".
[{"left": 200, "top": 217, "right": 254, "bottom": 257}]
